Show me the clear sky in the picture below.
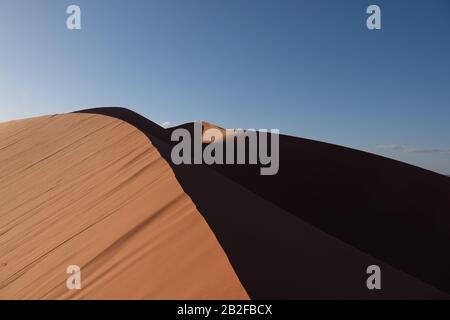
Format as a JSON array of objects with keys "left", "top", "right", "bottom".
[{"left": 0, "top": 0, "right": 449, "bottom": 174}]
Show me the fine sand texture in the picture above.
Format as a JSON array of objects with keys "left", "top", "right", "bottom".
[{"left": 0, "top": 113, "right": 248, "bottom": 299}]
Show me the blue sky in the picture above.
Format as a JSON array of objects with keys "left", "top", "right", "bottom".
[{"left": 0, "top": 0, "right": 449, "bottom": 174}]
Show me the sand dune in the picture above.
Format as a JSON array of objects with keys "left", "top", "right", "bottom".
[
  {"left": 0, "top": 113, "right": 248, "bottom": 299},
  {"left": 73, "top": 108, "right": 450, "bottom": 299},
  {"left": 1, "top": 107, "right": 450, "bottom": 299}
]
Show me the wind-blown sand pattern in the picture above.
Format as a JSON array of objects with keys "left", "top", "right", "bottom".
[{"left": 0, "top": 113, "right": 248, "bottom": 299}]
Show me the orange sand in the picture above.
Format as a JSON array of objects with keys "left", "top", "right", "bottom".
[{"left": 0, "top": 113, "right": 248, "bottom": 299}]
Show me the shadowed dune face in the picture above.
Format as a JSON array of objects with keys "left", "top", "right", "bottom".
[
  {"left": 73, "top": 108, "right": 450, "bottom": 299},
  {"left": 0, "top": 113, "right": 248, "bottom": 299}
]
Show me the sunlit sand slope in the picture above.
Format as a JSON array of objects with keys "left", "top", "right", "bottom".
[{"left": 0, "top": 113, "right": 248, "bottom": 299}]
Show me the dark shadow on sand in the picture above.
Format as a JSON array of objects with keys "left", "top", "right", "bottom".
[{"left": 75, "top": 107, "right": 450, "bottom": 299}]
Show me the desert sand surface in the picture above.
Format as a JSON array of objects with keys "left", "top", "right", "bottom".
[
  {"left": 0, "top": 113, "right": 248, "bottom": 299},
  {"left": 1, "top": 107, "right": 449, "bottom": 299}
]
